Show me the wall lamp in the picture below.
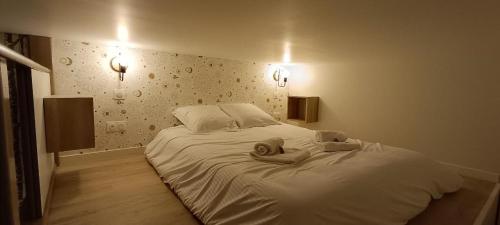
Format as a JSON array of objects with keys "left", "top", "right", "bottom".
[
  {"left": 273, "top": 68, "right": 288, "bottom": 87},
  {"left": 110, "top": 53, "right": 129, "bottom": 81}
]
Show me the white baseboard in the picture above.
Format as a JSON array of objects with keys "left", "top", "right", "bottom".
[
  {"left": 60, "top": 146, "right": 145, "bottom": 158},
  {"left": 441, "top": 162, "right": 500, "bottom": 183}
]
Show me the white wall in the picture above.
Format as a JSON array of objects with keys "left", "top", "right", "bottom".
[
  {"left": 31, "top": 69, "right": 53, "bottom": 213},
  {"left": 288, "top": 43, "right": 500, "bottom": 175},
  {"left": 286, "top": 0, "right": 500, "bottom": 176}
]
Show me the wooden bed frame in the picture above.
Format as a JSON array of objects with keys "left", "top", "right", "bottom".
[{"left": 474, "top": 183, "right": 499, "bottom": 225}]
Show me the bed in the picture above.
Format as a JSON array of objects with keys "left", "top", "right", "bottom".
[{"left": 145, "top": 123, "right": 463, "bottom": 225}]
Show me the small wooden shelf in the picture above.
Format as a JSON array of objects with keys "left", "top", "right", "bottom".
[
  {"left": 44, "top": 96, "right": 95, "bottom": 165},
  {"left": 287, "top": 96, "right": 319, "bottom": 123}
]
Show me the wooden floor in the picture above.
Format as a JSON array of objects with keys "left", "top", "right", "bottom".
[
  {"left": 49, "top": 149, "right": 200, "bottom": 225},
  {"left": 48, "top": 149, "right": 496, "bottom": 225}
]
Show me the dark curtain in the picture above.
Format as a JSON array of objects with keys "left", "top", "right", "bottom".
[{"left": 7, "top": 59, "right": 42, "bottom": 220}]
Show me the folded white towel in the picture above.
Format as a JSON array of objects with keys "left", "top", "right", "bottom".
[
  {"left": 250, "top": 148, "right": 310, "bottom": 164},
  {"left": 320, "top": 141, "right": 360, "bottom": 152},
  {"left": 315, "top": 130, "right": 347, "bottom": 142},
  {"left": 254, "top": 137, "right": 284, "bottom": 156}
]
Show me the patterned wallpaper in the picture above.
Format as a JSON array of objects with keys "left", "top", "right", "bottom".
[{"left": 51, "top": 39, "right": 288, "bottom": 155}]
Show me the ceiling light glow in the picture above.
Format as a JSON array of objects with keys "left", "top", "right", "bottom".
[
  {"left": 282, "top": 42, "right": 291, "bottom": 63},
  {"left": 117, "top": 25, "right": 129, "bottom": 41}
]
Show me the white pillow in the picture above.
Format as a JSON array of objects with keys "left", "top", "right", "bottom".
[
  {"left": 172, "top": 105, "right": 236, "bottom": 133},
  {"left": 218, "top": 103, "right": 279, "bottom": 128}
]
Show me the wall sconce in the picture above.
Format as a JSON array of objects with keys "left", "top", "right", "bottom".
[
  {"left": 110, "top": 53, "right": 129, "bottom": 81},
  {"left": 273, "top": 68, "right": 288, "bottom": 87}
]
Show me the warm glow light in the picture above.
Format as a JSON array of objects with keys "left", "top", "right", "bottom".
[
  {"left": 117, "top": 53, "right": 130, "bottom": 68},
  {"left": 117, "top": 25, "right": 129, "bottom": 41},
  {"left": 266, "top": 64, "right": 290, "bottom": 87},
  {"left": 267, "top": 65, "right": 290, "bottom": 78},
  {"left": 103, "top": 45, "right": 135, "bottom": 76},
  {"left": 266, "top": 64, "right": 281, "bottom": 82},
  {"left": 282, "top": 42, "right": 291, "bottom": 63}
]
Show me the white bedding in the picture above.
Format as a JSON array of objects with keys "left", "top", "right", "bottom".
[{"left": 145, "top": 124, "right": 463, "bottom": 225}]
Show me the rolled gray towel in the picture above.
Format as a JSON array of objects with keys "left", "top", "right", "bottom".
[
  {"left": 254, "top": 137, "right": 284, "bottom": 156},
  {"left": 315, "top": 130, "right": 347, "bottom": 142}
]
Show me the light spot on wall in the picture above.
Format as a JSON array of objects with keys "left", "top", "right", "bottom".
[
  {"left": 282, "top": 42, "right": 292, "bottom": 63},
  {"left": 284, "top": 64, "right": 313, "bottom": 95}
]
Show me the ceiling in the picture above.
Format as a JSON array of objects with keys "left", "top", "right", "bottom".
[{"left": 0, "top": 0, "right": 499, "bottom": 64}]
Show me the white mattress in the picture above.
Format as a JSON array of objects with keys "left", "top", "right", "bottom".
[{"left": 145, "top": 124, "right": 463, "bottom": 225}]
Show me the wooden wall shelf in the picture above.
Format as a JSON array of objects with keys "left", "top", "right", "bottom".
[
  {"left": 287, "top": 96, "right": 319, "bottom": 123},
  {"left": 43, "top": 96, "right": 94, "bottom": 165}
]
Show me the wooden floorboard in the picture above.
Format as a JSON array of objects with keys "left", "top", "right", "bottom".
[
  {"left": 48, "top": 149, "right": 200, "bottom": 225},
  {"left": 48, "top": 148, "right": 495, "bottom": 225}
]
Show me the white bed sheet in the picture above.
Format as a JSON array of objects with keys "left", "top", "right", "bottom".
[{"left": 145, "top": 124, "right": 463, "bottom": 225}]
